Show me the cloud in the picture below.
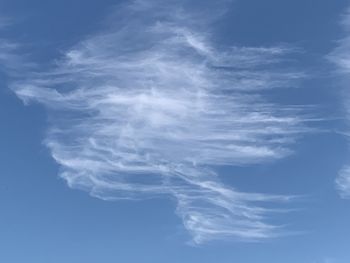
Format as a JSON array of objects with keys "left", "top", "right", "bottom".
[
  {"left": 12, "top": 0, "right": 308, "bottom": 244},
  {"left": 336, "top": 167, "right": 350, "bottom": 199},
  {"left": 328, "top": 8, "right": 350, "bottom": 199},
  {"left": 0, "top": 17, "right": 35, "bottom": 76},
  {"left": 0, "top": 19, "right": 19, "bottom": 72}
]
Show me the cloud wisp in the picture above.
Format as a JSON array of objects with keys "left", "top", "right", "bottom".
[
  {"left": 0, "top": 17, "right": 36, "bottom": 77},
  {"left": 328, "top": 8, "right": 350, "bottom": 199},
  {"left": 12, "top": 0, "right": 308, "bottom": 244},
  {"left": 336, "top": 167, "right": 350, "bottom": 198},
  {"left": 0, "top": 22, "right": 21, "bottom": 74}
]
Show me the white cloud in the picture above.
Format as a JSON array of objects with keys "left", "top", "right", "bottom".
[
  {"left": 336, "top": 166, "right": 350, "bottom": 199},
  {"left": 328, "top": 8, "right": 350, "bottom": 199},
  {"left": 0, "top": 17, "right": 35, "bottom": 75},
  {"left": 12, "top": 0, "right": 308, "bottom": 243}
]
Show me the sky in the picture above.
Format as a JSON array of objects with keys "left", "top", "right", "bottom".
[{"left": 1, "top": 0, "right": 350, "bottom": 262}]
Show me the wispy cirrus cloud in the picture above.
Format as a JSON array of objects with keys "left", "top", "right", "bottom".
[
  {"left": 328, "top": 8, "right": 350, "bottom": 199},
  {"left": 0, "top": 20, "right": 19, "bottom": 73},
  {"left": 336, "top": 167, "right": 350, "bottom": 198},
  {"left": 12, "top": 0, "right": 308, "bottom": 244},
  {"left": 0, "top": 18, "right": 35, "bottom": 76},
  {"left": 329, "top": 17, "right": 350, "bottom": 73}
]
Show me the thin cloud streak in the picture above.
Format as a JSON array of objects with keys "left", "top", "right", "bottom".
[
  {"left": 12, "top": 0, "right": 308, "bottom": 243},
  {"left": 336, "top": 166, "right": 350, "bottom": 199},
  {"left": 0, "top": 18, "right": 36, "bottom": 76},
  {"left": 0, "top": 28, "right": 22, "bottom": 73}
]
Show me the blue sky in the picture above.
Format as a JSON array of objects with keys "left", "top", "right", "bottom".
[{"left": 1, "top": 0, "right": 350, "bottom": 262}]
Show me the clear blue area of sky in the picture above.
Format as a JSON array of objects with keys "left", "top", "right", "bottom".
[{"left": 1, "top": 1, "right": 350, "bottom": 262}]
